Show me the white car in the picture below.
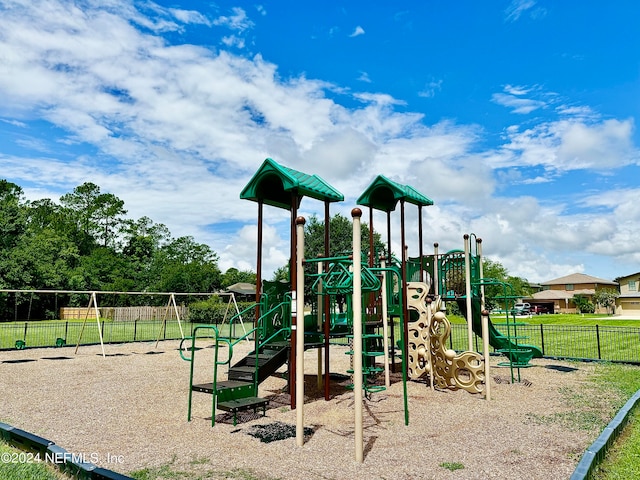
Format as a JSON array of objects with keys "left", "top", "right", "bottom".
[{"left": 514, "top": 302, "right": 531, "bottom": 315}]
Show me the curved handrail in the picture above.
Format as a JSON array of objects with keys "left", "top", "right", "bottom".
[{"left": 178, "top": 336, "right": 193, "bottom": 361}]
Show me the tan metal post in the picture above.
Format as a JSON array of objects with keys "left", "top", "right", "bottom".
[
  {"left": 481, "top": 308, "right": 491, "bottom": 401},
  {"left": 477, "top": 238, "right": 490, "bottom": 399},
  {"left": 464, "top": 234, "right": 473, "bottom": 352},
  {"left": 295, "top": 216, "right": 306, "bottom": 446},
  {"left": 352, "top": 208, "right": 364, "bottom": 462}
]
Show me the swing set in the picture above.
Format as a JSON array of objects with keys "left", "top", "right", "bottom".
[{"left": 0, "top": 289, "right": 248, "bottom": 355}]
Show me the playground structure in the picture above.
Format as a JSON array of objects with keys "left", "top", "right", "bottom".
[{"left": 179, "top": 158, "right": 543, "bottom": 461}]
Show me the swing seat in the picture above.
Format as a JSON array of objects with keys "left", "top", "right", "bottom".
[
  {"left": 55, "top": 338, "right": 66, "bottom": 348},
  {"left": 15, "top": 340, "right": 26, "bottom": 350}
]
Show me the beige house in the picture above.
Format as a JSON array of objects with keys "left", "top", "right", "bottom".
[
  {"left": 615, "top": 272, "right": 640, "bottom": 316},
  {"left": 530, "top": 273, "right": 618, "bottom": 314}
]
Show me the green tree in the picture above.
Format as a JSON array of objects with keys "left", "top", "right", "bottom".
[
  {"left": 593, "top": 288, "right": 619, "bottom": 315},
  {"left": 572, "top": 294, "right": 595, "bottom": 313},
  {"left": 221, "top": 267, "right": 257, "bottom": 288},
  {"left": 299, "top": 213, "right": 385, "bottom": 305},
  {"left": 94, "top": 192, "right": 127, "bottom": 248},
  {"left": 121, "top": 217, "right": 171, "bottom": 290},
  {"left": 60, "top": 182, "right": 127, "bottom": 250},
  {"left": 9, "top": 229, "right": 79, "bottom": 290},
  {"left": 304, "top": 213, "right": 385, "bottom": 260},
  {"left": 73, "top": 246, "right": 129, "bottom": 291},
  {"left": 59, "top": 182, "right": 102, "bottom": 251},
  {"left": 26, "top": 198, "right": 72, "bottom": 235},
  {"left": 0, "top": 180, "right": 26, "bottom": 252},
  {"left": 271, "top": 265, "right": 289, "bottom": 282},
  {"left": 123, "top": 216, "right": 171, "bottom": 251},
  {"left": 0, "top": 181, "right": 28, "bottom": 299},
  {"left": 152, "top": 236, "right": 222, "bottom": 293}
]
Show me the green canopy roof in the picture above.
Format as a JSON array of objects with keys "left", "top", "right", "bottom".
[
  {"left": 240, "top": 158, "right": 344, "bottom": 210},
  {"left": 356, "top": 175, "right": 433, "bottom": 212}
]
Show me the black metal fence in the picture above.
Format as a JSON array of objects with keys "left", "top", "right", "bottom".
[
  {"left": 451, "top": 323, "right": 640, "bottom": 364},
  {"left": 1, "top": 320, "right": 639, "bottom": 365},
  {"left": 0, "top": 320, "right": 190, "bottom": 350}
]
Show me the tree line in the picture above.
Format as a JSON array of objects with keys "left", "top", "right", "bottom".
[{"left": 0, "top": 180, "right": 255, "bottom": 319}]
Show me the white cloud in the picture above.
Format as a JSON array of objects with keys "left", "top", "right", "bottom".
[
  {"left": 222, "top": 35, "right": 245, "bottom": 48},
  {"left": 492, "top": 93, "right": 546, "bottom": 114},
  {"left": 169, "top": 8, "right": 211, "bottom": 26},
  {"left": 213, "top": 7, "right": 254, "bottom": 32},
  {"left": 418, "top": 79, "right": 443, "bottom": 99},
  {"left": 1, "top": 118, "right": 27, "bottom": 127},
  {"left": 504, "top": 0, "right": 537, "bottom": 22},
  {"left": 501, "top": 118, "right": 638, "bottom": 171},
  {"left": 357, "top": 71, "right": 372, "bottom": 83},
  {"left": 504, "top": 84, "right": 531, "bottom": 96},
  {"left": 349, "top": 26, "right": 365, "bottom": 37}
]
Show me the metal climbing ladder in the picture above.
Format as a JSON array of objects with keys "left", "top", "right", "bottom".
[{"left": 308, "top": 255, "right": 389, "bottom": 397}]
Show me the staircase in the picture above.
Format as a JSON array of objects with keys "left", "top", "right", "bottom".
[
  {"left": 227, "top": 342, "right": 288, "bottom": 382},
  {"left": 181, "top": 323, "right": 292, "bottom": 426}
]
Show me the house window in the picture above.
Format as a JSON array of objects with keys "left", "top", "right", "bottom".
[
  {"left": 566, "top": 284, "right": 574, "bottom": 291},
  {"left": 630, "top": 280, "right": 637, "bottom": 291}
]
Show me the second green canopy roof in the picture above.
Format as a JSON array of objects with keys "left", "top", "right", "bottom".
[{"left": 357, "top": 175, "right": 433, "bottom": 212}]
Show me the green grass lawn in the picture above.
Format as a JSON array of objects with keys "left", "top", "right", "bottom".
[
  {"left": 0, "top": 319, "right": 247, "bottom": 350},
  {"left": 0, "top": 441, "right": 69, "bottom": 480},
  {"left": 443, "top": 313, "right": 640, "bottom": 363},
  {"left": 590, "top": 364, "right": 640, "bottom": 480},
  {"left": 482, "top": 313, "right": 640, "bottom": 327}
]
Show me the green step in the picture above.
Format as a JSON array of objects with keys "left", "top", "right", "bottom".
[
  {"left": 217, "top": 397, "right": 269, "bottom": 426},
  {"left": 497, "top": 361, "right": 533, "bottom": 368},
  {"left": 497, "top": 348, "right": 532, "bottom": 354},
  {"left": 229, "top": 366, "right": 258, "bottom": 380},
  {"left": 347, "top": 366, "right": 383, "bottom": 375},
  {"left": 217, "top": 397, "right": 269, "bottom": 412},
  {"left": 345, "top": 350, "right": 385, "bottom": 357},
  {"left": 192, "top": 380, "right": 254, "bottom": 402}
]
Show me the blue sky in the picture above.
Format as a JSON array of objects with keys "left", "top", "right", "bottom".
[{"left": 1, "top": 0, "right": 639, "bottom": 283}]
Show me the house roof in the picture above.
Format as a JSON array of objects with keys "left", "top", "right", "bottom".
[
  {"left": 357, "top": 175, "right": 433, "bottom": 212},
  {"left": 531, "top": 289, "right": 595, "bottom": 300},
  {"left": 240, "top": 158, "right": 344, "bottom": 210},
  {"left": 225, "top": 282, "right": 256, "bottom": 295},
  {"left": 615, "top": 272, "right": 640, "bottom": 282},
  {"left": 541, "top": 272, "right": 618, "bottom": 286}
]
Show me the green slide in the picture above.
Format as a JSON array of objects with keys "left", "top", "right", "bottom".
[{"left": 457, "top": 298, "right": 543, "bottom": 365}]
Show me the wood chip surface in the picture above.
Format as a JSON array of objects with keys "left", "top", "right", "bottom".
[{"left": 0, "top": 340, "right": 613, "bottom": 479}]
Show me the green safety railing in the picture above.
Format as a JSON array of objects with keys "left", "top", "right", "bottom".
[
  {"left": 180, "top": 298, "right": 293, "bottom": 426},
  {"left": 180, "top": 325, "right": 233, "bottom": 426}
]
